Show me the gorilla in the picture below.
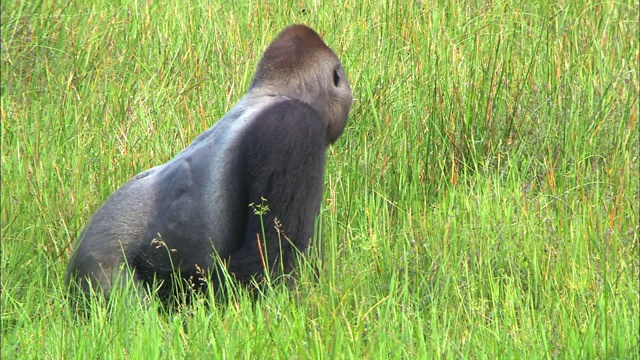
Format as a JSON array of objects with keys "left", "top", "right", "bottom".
[{"left": 65, "top": 24, "right": 353, "bottom": 302}]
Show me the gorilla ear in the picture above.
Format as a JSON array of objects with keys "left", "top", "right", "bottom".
[{"left": 333, "top": 67, "right": 341, "bottom": 87}]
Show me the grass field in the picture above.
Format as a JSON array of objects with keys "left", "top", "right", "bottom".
[{"left": 2, "top": 0, "right": 638, "bottom": 358}]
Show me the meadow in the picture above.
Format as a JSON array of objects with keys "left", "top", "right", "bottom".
[{"left": 2, "top": 0, "right": 638, "bottom": 358}]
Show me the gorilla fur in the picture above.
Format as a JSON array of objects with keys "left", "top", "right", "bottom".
[{"left": 65, "top": 24, "right": 353, "bottom": 302}]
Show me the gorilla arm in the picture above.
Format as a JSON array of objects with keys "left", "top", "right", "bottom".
[{"left": 224, "top": 98, "right": 328, "bottom": 284}]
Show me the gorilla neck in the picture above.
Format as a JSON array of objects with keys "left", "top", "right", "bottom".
[{"left": 247, "top": 87, "right": 329, "bottom": 130}]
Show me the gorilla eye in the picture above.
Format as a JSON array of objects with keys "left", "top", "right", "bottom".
[{"left": 333, "top": 68, "right": 340, "bottom": 87}]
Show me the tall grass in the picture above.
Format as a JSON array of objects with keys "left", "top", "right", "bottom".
[{"left": 2, "top": 0, "right": 638, "bottom": 358}]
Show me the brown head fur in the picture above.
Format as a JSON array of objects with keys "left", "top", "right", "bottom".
[{"left": 249, "top": 24, "right": 353, "bottom": 144}]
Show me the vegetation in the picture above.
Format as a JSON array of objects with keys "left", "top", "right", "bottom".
[{"left": 2, "top": 0, "right": 637, "bottom": 358}]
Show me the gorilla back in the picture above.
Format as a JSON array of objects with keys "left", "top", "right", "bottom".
[{"left": 65, "top": 24, "right": 353, "bottom": 302}]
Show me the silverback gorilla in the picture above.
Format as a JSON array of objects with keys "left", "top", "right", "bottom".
[{"left": 65, "top": 25, "right": 353, "bottom": 302}]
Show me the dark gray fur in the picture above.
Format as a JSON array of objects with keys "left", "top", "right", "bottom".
[{"left": 65, "top": 25, "right": 352, "bottom": 301}]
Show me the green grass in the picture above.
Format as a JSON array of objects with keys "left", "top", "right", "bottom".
[{"left": 2, "top": 0, "right": 638, "bottom": 358}]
